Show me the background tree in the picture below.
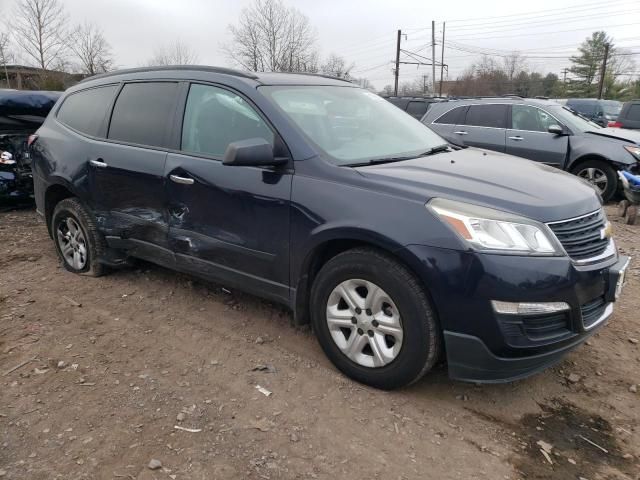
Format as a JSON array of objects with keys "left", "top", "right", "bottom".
[
  {"left": 320, "top": 54, "right": 354, "bottom": 79},
  {"left": 12, "top": 0, "right": 69, "bottom": 70},
  {"left": 502, "top": 52, "right": 526, "bottom": 82},
  {"left": 70, "top": 23, "right": 113, "bottom": 75},
  {"left": 147, "top": 40, "right": 199, "bottom": 66},
  {"left": 0, "top": 33, "right": 14, "bottom": 88},
  {"left": 225, "top": 0, "right": 317, "bottom": 72},
  {"left": 568, "top": 31, "right": 611, "bottom": 97}
]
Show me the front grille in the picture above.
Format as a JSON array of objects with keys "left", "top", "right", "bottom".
[
  {"left": 547, "top": 210, "right": 609, "bottom": 261},
  {"left": 498, "top": 311, "right": 570, "bottom": 346},
  {"left": 581, "top": 296, "right": 607, "bottom": 329}
]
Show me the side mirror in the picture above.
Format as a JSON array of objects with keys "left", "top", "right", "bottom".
[
  {"left": 222, "top": 138, "right": 287, "bottom": 167},
  {"left": 547, "top": 124, "right": 565, "bottom": 135}
]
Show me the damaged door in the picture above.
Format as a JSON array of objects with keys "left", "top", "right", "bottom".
[
  {"left": 92, "top": 81, "right": 180, "bottom": 252},
  {"left": 165, "top": 83, "right": 292, "bottom": 304}
]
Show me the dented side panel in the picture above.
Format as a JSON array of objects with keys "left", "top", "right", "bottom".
[{"left": 164, "top": 152, "right": 292, "bottom": 298}]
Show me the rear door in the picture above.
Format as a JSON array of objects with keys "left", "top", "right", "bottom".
[
  {"left": 506, "top": 104, "right": 568, "bottom": 166},
  {"left": 454, "top": 104, "right": 507, "bottom": 152},
  {"left": 90, "top": 81, "right": 180, "bottom": 250}
]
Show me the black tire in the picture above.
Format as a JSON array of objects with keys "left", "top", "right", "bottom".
[
  {"left": 310, "top": 247, "right": 442, "bottom": 390},
  {"left": 51, "top": 197, "right": 108, "bottom": 277},
  {"left": 571, "top": 160, "right": 618, "bottom": 202}
]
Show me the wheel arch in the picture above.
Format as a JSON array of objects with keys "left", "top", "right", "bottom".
[
  {"left": 44, "top": 180, "right": 77, "bottom": 236},
  {"left": 292, "top": 228, "right": 428, "bottom": 327}
]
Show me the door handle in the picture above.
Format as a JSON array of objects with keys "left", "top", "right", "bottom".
[
  {"left": 169, "top": 174, "right": 195, "bottom": 185},
  {"left": 454, "top": 131, "right": 468, "bottom": 135},
  {"left": 89, "top": 158, "right": 107, "bottom": 168},
  {"left": 508, "top": 136, "right": 524, "bottom": 141}
]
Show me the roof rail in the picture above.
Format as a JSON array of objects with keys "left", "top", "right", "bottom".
[
  {"left": 279, "top": 72, "right": 352, "bottom": 83},
  {"left": 79, "top": 65, "right": 259, "bottom": 83}
]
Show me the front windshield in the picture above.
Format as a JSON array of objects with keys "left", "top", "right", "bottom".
[
  {"left": 602, "top": 100, "right": 622, "bottom": 116},
  {"left": 260, "top": 85, "right": 446, "bottom": 165},
  {"left": 546, "top": 105, "right": 602, "bottom": 132}
]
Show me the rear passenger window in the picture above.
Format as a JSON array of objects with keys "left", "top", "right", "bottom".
[
  {"left": 627, "top": 104, "right": 640, "bottom": 121},
  {"left": 405, "top": 101, "right": 428, "bottom": 118},
  {"left": 434, "top": 106, "right": 466, "bottom": 124},
  {"left": 57, "top": 85, "right": 117, "bottom": 137},
  {"left": 464, "top": 104, "right": 508, "bottom": 128},
  {"left": 108, "top": 82, "right": 178, "bottom": 147},
  {"left": 181, "top": 84, "right": 274, "bottom": 158}
]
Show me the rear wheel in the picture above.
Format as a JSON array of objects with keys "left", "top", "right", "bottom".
[
  {"left": 52, "top": 198, "right": 108, "bottom": 277},
  {"left": 310, "top": 248, "right": 441, "bottom": 390},
  {"left": 571, "top": 160, "right": 617, "bottom": 202}
]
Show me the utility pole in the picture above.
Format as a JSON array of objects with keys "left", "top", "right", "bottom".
[
  {"left": 597, "top": 43, "right": 610, "bottom": 99},
  {"left": 422, "top": 74, "right": 428, "bottom": 94},
  {"left": 562, "top": 68, "right": 568, "bottom": 83},
  {"left": 439, "top": 22, "right": 445, "bottom": 96},
  {"left": 394, "top": 29, "right": 401, "bottom": 96},
  {"left": 431, "top": 21, "right": 436, "bottom": 95}
]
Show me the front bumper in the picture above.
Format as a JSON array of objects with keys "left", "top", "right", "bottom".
[{"left": 401, "top": 244, "right": 630, "bottom": 383}]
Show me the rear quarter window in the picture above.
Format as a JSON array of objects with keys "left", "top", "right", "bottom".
[
  {"left": 405, "top": 101, "right": 428, "bottom": 118},
  {"left": 56, "top": 85, "right": 118, "bottom": 137},
  {"left": 433, "top": 105, "right": 466, "bottom": 124},
  {"left": 625, "top": 104, "right": 640, "bottom": 121},
  {"left": 108, "top": 82, "right": 179, "bottom": 148}
]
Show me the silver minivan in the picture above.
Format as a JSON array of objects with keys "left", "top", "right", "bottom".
[{"left": 422, "top": 98, "right": 640, "bottom": 201}]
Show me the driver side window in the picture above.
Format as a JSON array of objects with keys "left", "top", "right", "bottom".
[{"left": 181, "top": 84, "right": 274, "bottom": 158}]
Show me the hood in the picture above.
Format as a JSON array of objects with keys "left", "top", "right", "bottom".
[
  {"left": 356, "top": 148, "right": 601, "bottom": 223},
  {"left": 581, "top": 128, "right": 640, "bottom": 144}
]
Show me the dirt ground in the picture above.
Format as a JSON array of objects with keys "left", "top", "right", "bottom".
[{"left": 0, "top": 206, "right": 638, "bottom": 480}]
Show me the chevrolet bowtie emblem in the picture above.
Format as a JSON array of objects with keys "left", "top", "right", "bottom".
[{"left": 600, "top": 222, "right": 613, "bottom": 240}]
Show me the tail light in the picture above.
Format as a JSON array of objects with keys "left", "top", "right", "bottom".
[
  {"left": 27, "top": 134, "right": 39, "bottom": 147},
  {"left": 608, "top": 121, "right": 622, "bottom": 128}
]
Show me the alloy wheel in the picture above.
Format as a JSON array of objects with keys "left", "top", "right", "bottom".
[
  {"left": 56, "top": 217, "right": 88, "bottom": 270},
  {"left": 326, "top": 279, "right": 403, "bottom": 368},
  {"left": 577, "top": 167, "right": 608, "bottom": 195}
]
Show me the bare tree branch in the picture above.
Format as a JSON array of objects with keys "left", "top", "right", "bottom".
[
  {"left": 147, "top": 40, "right": 199, "bottom": 66},
  {"left": 0, "top": 33, "right": 14, "bottom": 87},
  {"left": 224, "top": 0, "right": 317, "bottom": 72},
  {"left": 320, "top": 54, "right": 354, "bottom": 78},
  {"left": 12, "top": 0, "right": 69, "bottom": 70},
  {"left": 69, "top": 22, "right": 113, "bottom": 75}
]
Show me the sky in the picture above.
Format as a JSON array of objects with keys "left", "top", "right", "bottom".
[{"left": 3, "top": 0, "right": 639, "bottom": 90}]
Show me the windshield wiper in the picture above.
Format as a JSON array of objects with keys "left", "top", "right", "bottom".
[{"left": 346, "top": 145, "right": 451, "bottom": 167}]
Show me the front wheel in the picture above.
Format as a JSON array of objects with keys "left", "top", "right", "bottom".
[
  {"left": 571, "top": 160, "right": 617, "bottom": 202},
  {"left": 310, "top": 248, "right": 442, "bottom": 390}
]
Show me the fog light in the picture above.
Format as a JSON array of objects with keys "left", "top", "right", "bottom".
[{"left": 491, "top": 300, "right": 570, "bottom": 315}]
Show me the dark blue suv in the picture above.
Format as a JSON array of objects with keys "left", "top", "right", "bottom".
[{"left": 31, "top": 66, "right": 630, "bottom": 389}]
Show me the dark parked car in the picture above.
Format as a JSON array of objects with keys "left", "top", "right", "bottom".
[
  {"left": 565, "top": 98, "right": 622, "bottom": 127},
  {"left": 609, "top": 99, "right": 640, "bottom": 130},
  {"left": 32, "top": 67, "right": 629, "bottom": 389},
  {"left": 422, "top": 98, "right": 640, "bottom": 201},
  {"left": 383, "top": 96, "right": 442, "bottom": 119},
  {"left": 0, "top": 89, "right": 61, "bottom": 207}
]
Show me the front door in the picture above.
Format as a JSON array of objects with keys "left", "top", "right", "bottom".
[
  {"left": 165, "top": 83, "right": 292, "bottom": 304},
  {"left": 90, "top": 81, "right": 180, "bottom": 250},
  {"left": 506, "top": 105, "right": 568, "bottom": 167}
]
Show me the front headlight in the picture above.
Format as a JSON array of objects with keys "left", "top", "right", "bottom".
[
  {"left": 624, "top": 145, "right": 640, "bottom": 161},
  {"left": 427, "top": 198, "right": 563, "bottom": 255}
]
